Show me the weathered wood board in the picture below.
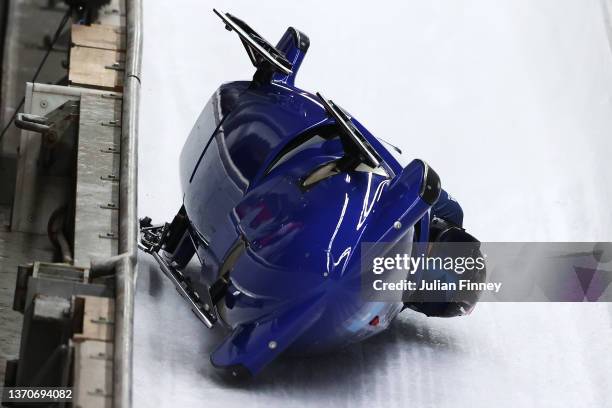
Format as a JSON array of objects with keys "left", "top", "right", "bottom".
[
  {"left": 72, "top": 24, "right": 126, "bottom": 51},
  {"left": 73, "top": 296, "right": 115, "bottom": 342},
  {"left": 73, "top": 340, "right": 113, "bottom": 408},
  {"left": 73, "top": 93, "right": 121, "bottom": 266},
  {"left": 69, "top": 46, "right": 125, "bottom": 90}
]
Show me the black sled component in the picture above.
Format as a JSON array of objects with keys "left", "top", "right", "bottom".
[
  {"left": 286, "top": 27, "right": 310, "bottom": 52},
  {"left": 419, "top": 161, "right": 441, "bottom": 206},
  {"left": 139, "top": 216, "right": 152, "bottom": 228},
  {"left": 404, "top": 217, "right": 486, "bottom": 317},
  {"left": 209, "top": 276, "right": 230, "bottom": 305},
  {"left": 163, "top": 205, "right": 189, "bottom": 254}
]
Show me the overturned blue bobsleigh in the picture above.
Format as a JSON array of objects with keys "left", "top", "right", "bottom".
[{"left": 139, "top": 9, "right": 486, "bottom": 378}]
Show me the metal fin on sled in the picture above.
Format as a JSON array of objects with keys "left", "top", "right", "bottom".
[{"left": 213, "top": 8, "right": 293, "bottom": 75}]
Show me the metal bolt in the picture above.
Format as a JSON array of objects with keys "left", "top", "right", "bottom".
[
  {"left": 393, "top": 221, "right": 402, "bottom": 230},
  {"left": 268, "top": 341, "right": 277, "bottom": 350},
  {"left": 40, "top": 100, "right": 48, "bottom": 109},
  {"left": 101, "top": 93, "right": 121, "bottom": 99}
]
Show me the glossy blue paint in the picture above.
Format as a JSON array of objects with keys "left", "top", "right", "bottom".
[
  {"left": 174, "top": 27, "right": 440, "bottom": 376},
  {"left": 271, "top": 28, "right": 308, "bottom": 86}
]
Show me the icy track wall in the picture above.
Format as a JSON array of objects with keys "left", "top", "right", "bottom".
[{"left": 136, "top": 1, "right": 612, "bottom": 407}]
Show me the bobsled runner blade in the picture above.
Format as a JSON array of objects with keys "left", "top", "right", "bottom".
[
  {"left": 139, "top": 220, "right": 217, "bottom": 328},
  {"left": 151, "top": 251, "right": 217, "bottom": 328}
]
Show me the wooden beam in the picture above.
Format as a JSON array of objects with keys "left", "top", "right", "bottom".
[
  {"left": 72, "top": 24, "right": 126, "bottom": 51},
  {"left": 73, "top": 340, "right": 113, "bottom": 408},
  {"left": 69, "top": 46, "right": 125, "bottom": 90},
  {"left": 73, "top": 296, "right": 115, "bottom": 342},
  {"left": 73, "top": 94, "right": 121, "bottom": 266}
]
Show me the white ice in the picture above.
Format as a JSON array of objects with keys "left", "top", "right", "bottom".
[{"left": 136, "top": 1, "right": 612, "bottom": 407}]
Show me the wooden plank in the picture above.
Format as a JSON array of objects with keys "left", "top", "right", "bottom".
[
  {"left": 73, "top": 340, "right": 113, "bottom": 408},
  {"left": 72, "top": 24, "right": 125, "bottom": 51},
  {"left": 73, "top": 296, "right": 114, "bottom": 342},
  {"left": 69, "top": 46, "right": 124, "bottom": 90},
  {"left": 73, "top": 94, "right": 121, "bottom": 266}
]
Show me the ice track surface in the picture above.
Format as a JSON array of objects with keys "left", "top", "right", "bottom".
[{"left": 135, "top": 1, "right": 612, "bottom": 407}]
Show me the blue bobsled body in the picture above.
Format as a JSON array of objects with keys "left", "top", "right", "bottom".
[
  {"left": 179, "top": 84, "right": 436, "bottom": 370},
  {"left": 166, "top": 10, "right": 453, "bottom": 376}
]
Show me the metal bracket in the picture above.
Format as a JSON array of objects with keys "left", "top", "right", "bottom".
[
  {"left": 100, "top": 93, "right": 122, "bottom": 100},
  {"left": 100, "top": 146, "right": 120, "bottom": 154},
  {"left": 100, "top": 174, "right": 119, "bottom": 182},
  {"left": 100, "top": 203, "right": 118, "bottom": 210},
  {"left": 105, "top": 62, "right": 125, "bottom": 72},
  {"left": 15, "top": 101, "right": 78, "bottom": 142},
  {"left": 14, "top": 100, "right": 80, "bottom": 169},
  {"left": 101, "top": 119, "right": 121, "bottom": 127},
  {"left": 138, "top": 218, "right": 218, "bottom": 328},
  {"left": 15, "top": 113, "right": 51, "bottom": 133}
]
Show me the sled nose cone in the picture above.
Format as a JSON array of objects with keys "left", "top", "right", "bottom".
[{"left": 210, "top": 294, "right": 325, "bottom": 376}]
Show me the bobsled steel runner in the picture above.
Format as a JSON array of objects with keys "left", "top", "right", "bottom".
[{"left": 138, "top": 219, "right": 218, "bottom": 328}]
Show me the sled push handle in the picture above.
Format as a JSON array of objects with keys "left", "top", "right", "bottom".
[
  {"left": 213, "top": 9, "right": 293, "bottom": 76},
  {"left": 316, "top": 92, "right": 382, "bottom": 169}
]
